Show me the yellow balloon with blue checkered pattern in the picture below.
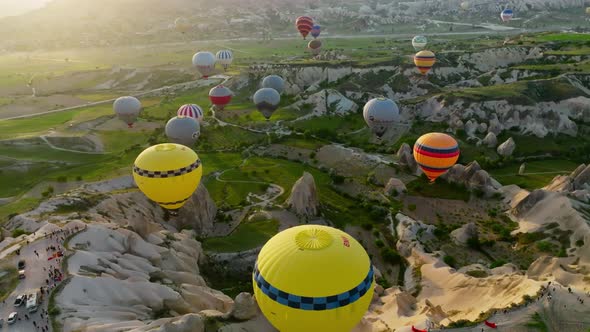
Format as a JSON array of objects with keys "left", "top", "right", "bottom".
[
  {"left": 132, "top": 143, "right": 202, "bottom": 211},
  {"left": 253, "top": 225, "right": 374, "bottom": 332}
]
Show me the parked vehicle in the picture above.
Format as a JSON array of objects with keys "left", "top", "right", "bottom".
[
  {"left": 14, "top": 294, "right": 26, "bottom": 306},
  {"left": 7, "top": 312, "right": 17, "bottom": 324}
]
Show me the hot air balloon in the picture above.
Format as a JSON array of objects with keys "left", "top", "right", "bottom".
[
  {"left": 501, "top": 9, "right": 513, "bottom": 22},
  {"left": 586, "top": 7, "right": 590, "bottom": 15},
  {"left": 412, "top": 35, "right": 428, "bottom": 51},
  {"left": 413, "top": 132, "right": 460, "bottom": 182},
  {"left": 177, "top": 104, "right": 204, "bottom": 123},
  {"left": 192, "top": 51, "right": 216, "bottom": 78},
  {"left": 253, "top": 88, "right": 280, "bottom": 120},
  {"left": 261, "top": 75, "right": 285, "bottom": 94},
  {"left": 296, "top": 16, "right": 314, "bottom": 39},
  {"left": 311, "top": 24, "right": 321, "bottom": 38},
  {"left": 209, "top": 85, "right": 232, "bottom": 110},
  {"left": 412, "top": 326, "right": 427, "bottom": 332},
  {"left": 363, "top": 98, "right": 399, "bottom": 138},
  {"left": 165, "top": 116, "right": 200, "bottom": 147},
  {"left": 113, "top": 96, "right": 142, "bottom": 128},
  {"left": 216, "top": 50, "right": 233, "bottom": 71},
  {"left": 174, "top": 17, "right": 191, "bottom": 34},
  {"left": 132, "top": 143, "right": 203, "bottom": 212},
  {"left": 308, "top": 39, "right": 322, "bottom": 56},
  {"left": 414, "top": 50, "right": 436, "bottom": 75},
  {"left": 253, "top": 225, "right": 374, "bottom": 332},
  {"left": 460, "top": 1, "right": 470, "bottom": 10}
]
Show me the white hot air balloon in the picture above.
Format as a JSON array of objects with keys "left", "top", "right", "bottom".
[
  {"left": 363, "top": 97, "right": 400, "bottom": 138},
  {"left": 192, "top": 52, "right": 216, "bottom": 78},
  {"left": 113, "top": 96, "right": 142, "bottom": 128},
  {"left": 165, "top": 116, "right": 200, "bottom": 147},
  {"left": 412, "top": 36, "right": 428, "bottom": 51},
  {"left": 261, "top": 75, "right": 285, "bottom": 94},
  {"left": 253, "top": 88, "right": 281, "bottom": 120}
]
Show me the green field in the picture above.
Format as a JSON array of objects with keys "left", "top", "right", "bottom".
[
  {"left": 202, "top": 219, "right": 279, "bottom": 252},
  {"left": 490, "top": 159, "right": 579, "bottom": 189},
  {"left": 534, "top": 33, "right": 590, "bottom": 42}
]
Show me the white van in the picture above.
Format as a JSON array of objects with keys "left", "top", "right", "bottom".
[{"left": 26, "top": 292, "right": 39, "bottom": 313}]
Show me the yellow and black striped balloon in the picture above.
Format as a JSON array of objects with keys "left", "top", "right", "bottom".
[
  {"left": 414, "top": 50, "right": 436, "bottom": 75},
  {"left": 413, "top": 133, "right": 460, "bottom": 182},
  {"left": 132, "top": 143, "right": 202, "bottom": 211}
]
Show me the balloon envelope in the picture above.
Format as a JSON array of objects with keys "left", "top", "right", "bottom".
[
  {"left": 216, "top": 50, "right": 233, "bottom": 71},
  {"left": 308, "top": 39, "right": 322, "bottom": 55},
  {"left": 296, "top": 16, "right": 314, "bottom": 39},
  {"left": 209, "top": 85, "right": 233, "bottom": 109},
  {"left": 501, "top": 9, "right": 513, "bottom": 22},
  {"left": 413, "top": 132, "right": 460, "bottom": 182},
  {"left": 192, "top": 52, "right": 216, "bottom": 78},
  {"left": 311, "top": 24, "right": 321, "bottom": 38},
  {"left": 177, "top": 104, "right": 204, "bottom": 123},
  {"left": 132, "top": 143, "right": 203, "bottom": 211},
  {"left": 412, "top": 35, "right": 428, "bottom": 51},
  {"left": 363, "top": 98, "right": 400, "bottom": 138},
  {"left": 174, "top": 17, "right": 191, "bottom": 33},
  {"left": 253, "top": 225, "right": 374, "bottom": 332},
  {"left": 460, "top": 1, "right": 470, "bottom": 10},
  {"left": 253, "top": 88, "right": 280, "bottom": 120},
  {"left": 261, "top": 75, "right": 285, "bottom": 94},
  {"left": 113, "top": 96, "right": 141, "bottom": 128},
  {"left": 414, "top": 50, "right": 436, "bottom": 75},
  {"left": 165, "top": 116, "right": 200, "bottom": 147}
]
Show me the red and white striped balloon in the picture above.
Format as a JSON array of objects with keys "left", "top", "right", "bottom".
[{"left": 177, "top": 104, "right": 204, "bottom": 123}]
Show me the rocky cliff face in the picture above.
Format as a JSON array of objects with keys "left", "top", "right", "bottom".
[
  {"left": 441, "top": 161, "right": 502, "bottom": 196},
  {"left": 285, "top": 172, "right": 320, "bottom": 217},
  {"left": 289, "top": 89, "right": 358, "bottom": 120}
]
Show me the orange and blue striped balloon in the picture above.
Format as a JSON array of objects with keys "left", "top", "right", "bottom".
[
  {"left": 414, "top": 50, "right": 436, "bottom": 75},
  {"left": 413, "top": 132, "right": 460, "bottom": 182}
]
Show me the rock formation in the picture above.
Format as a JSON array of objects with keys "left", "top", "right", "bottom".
[
  {"left": 544, "top": 164, "right": 590, "bottom": 193},
  {"left": 482, "top": 132, "right": 498, "bottom": 148},
  {"left": 176, "top": 184, "right": 218, "bottom": 237},
  {"left": 384, "top": 178, "right": 406, "bottom": 196},
  {"left": 396, "top": 143, "right": 420, "bottom": 175},
  {"left": 228, "top": 292, "right": 258, "bottom": 321},
  {"left": 286, "top": 172, "right": 319, "bottom": 217},
  {"left": 441, "top": 161, "right": 502, "bottom": 196},
  {"left": 518, "top": 163, "right": 526, "bottom": 175},
  {"left": 497, "top": 137, "right": 516, "bottom": 157},
  {"left": 450, "top": 222, "right": 479, "bottom": 246}
]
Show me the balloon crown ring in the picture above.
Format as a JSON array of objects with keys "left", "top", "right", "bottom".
[
  {"left": 295, "top": 228, "right": 333, "bottom": 250},
  {"left": 155, "top": 144, "right": 179, "bottom": 152}
]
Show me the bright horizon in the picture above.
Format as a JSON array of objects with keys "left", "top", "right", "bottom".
[{"left": 0, "top": 0, "right": 51, "bottom": 18}]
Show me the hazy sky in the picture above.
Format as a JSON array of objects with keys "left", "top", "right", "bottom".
[{"left": 0, "top": 0, "right": 51, "bottom": 18}]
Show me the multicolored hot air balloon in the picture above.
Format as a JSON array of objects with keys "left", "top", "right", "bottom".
[
  {"left": 216, "top": 50, "right": 233, "bottom": 71},
  {"left": 192, "top": 51, "right": 216, "bottom": 78},
  {"left": 413, "top": 132, "right": 460, "bottom": 182},
  {"left": 253, "top": 225, "right": 374, "bottom": 332},
  {"left": 308, "top": 39, "right": 322, "bottom": 56},
  {"left": 414, "top": 50, "right": 436, "bottom": 75},
  {"left": 412, "top": 35, "right": 428, "bottom": 51},
  {"left": 501, "top": 9, "right": 513, "bottom": 22},
  {"left": 209, "top": 85, "right": 232, "bottom": 110},
  {"left": 311, "top": 24, "right": 321, "bottom": 39},
  {"left": 174, "top": 17, "right": 191, "bottom": 34},
  {"left": 261, "top": 75, "right": 285, "bottom": 94},
  {"left": 113, "top": 96, "right": 142, "bottom": 128},
  {"left": 165, "top": 116, "right": 200, "bottom": 147},
  {"left": 363, "top": 97, "right": 400, "bottom": 138},
  {"left": 132, "top": 143, "right": 203, "bottom": 212},
  {"left": 296, "top": 16, "right": 314, "bottom": 39},
  {"left": 177, "top": 104, "right": 204, "bottom": 123},
  {"left": 253, "top": 88, "right": 280, "bottom": 120}
]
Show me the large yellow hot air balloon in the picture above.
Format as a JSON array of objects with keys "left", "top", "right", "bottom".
[
  {"left": 413, "top": 132, "right": 460, "bottom": 182},
  {"left": 253, "top": 225, "right": 374, "bottom": 332},
  {"left": 132, "top": 143, "right": 202, "bottom": 211},
  {"left": 414, "top": 50, "right": 436, "bottom": 75}
]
